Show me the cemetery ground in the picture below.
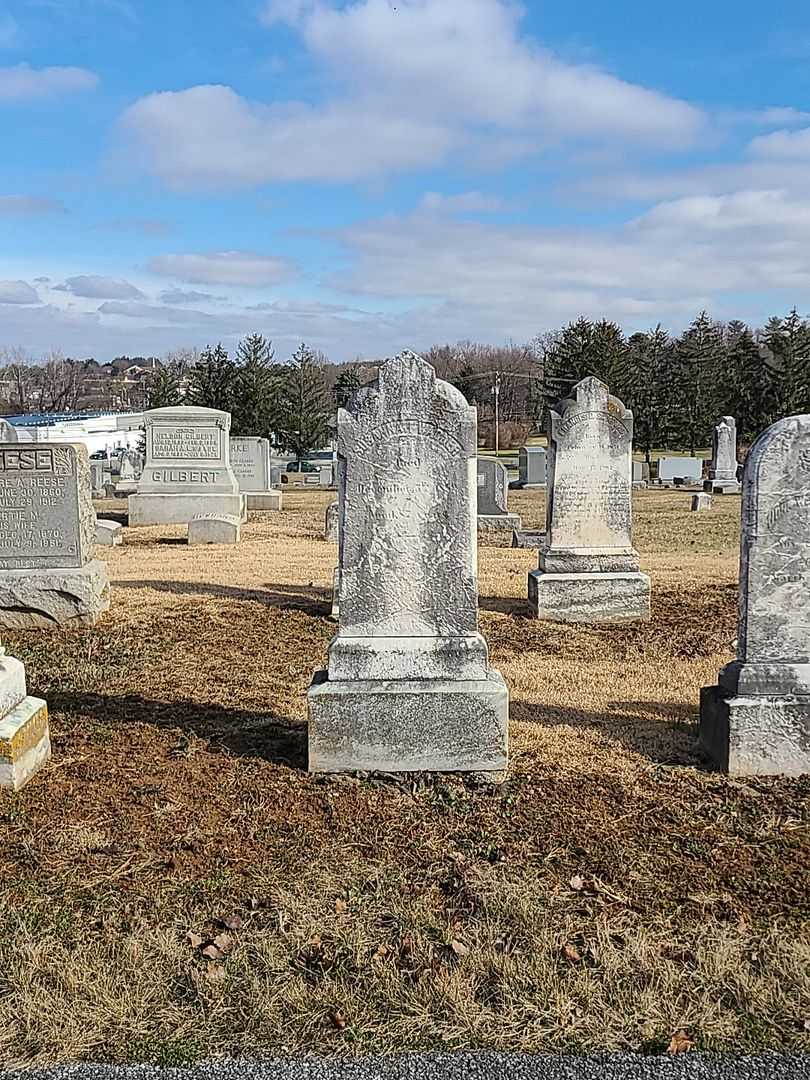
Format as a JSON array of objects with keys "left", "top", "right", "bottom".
[{"left": 0, "top": 489, "right": 807, "bottom": 1067}]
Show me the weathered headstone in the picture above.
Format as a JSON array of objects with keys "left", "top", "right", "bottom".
[
  {"left": 705, "top": 416, "right": 741, "bottom": 494},
  {"left": 691, "top": 492, "right": 712, "bottom": 512},
  {"left": 188, "top": 513, "right": 241, "bottom": 545},
  {"left": 319, "top": 463, "right": 335, "bottom": 487},
  {"left": 0, "top": 443, "right": 110, "bottom": 627},
  {"left": 0, "top": 641, "right": 50, "bottom": 790},
  {"left": 230, "top": 436, "right": 282, "bottom": 510},
  {"left": 324, "top": 500, "right": 339, "bottom": 541},
  {"left": 477, "top": 458, "right": 521, "bottom": 532},
  {"left": 517, "top": 446, "right": 547, "bottom": 487},
  {"left": 528, "top": 377, "right": 650, "bottom": 622},
  {"left": 632, "top": 461, "right": 649, "bottom": 488},
  {"left": 115, "top": 448, "right": 142, "bottom": 496},
  {"left": 0, "top": 420, "right": 17, "bottom": 443},
  {"left": 90, "top": 460, "right": 105, "bottom": 497},
  {"left": 95, "top": 519, "right": 123, "bottom": 546},
  {"left": 701, "top": 415, "right": 810, "bottom": 775},
  {"left": 308, "top": 350, "right": 509, "bottom": 774},
  {"left": 658, "top": 456, "right": 703, "bottom": 484},
  {"left": 129, "top": 406, "right": 244, "bottom": 526}
]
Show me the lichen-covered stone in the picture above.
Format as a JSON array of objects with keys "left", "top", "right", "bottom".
[
  {"left": 95, "top": 519, "right": 123, "bottom": 546},
  {"left": 701, "top": 413, "right": 810, "bottom": 775},
  {"left": 0, "top": 695, "right": 50, "bottom": 790},
  {"left": 0, "top": 561, "right": 110, "bottom": 628}
]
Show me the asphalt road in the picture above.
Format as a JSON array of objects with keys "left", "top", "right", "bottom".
[{"left": 9, "top": 1053, "right": 810, "bottom": 1080}]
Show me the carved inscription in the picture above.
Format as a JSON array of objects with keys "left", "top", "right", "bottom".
[
  {"left": 0, "top": 445, "right": 82, "bottom": 568},
  {"left": 151, "top": 427, "right": 220, "bottom": 460}
]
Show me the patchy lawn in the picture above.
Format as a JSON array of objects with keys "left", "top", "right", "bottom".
[{"left": 0, "top": 489, "right": 807, "bottom": 1067}]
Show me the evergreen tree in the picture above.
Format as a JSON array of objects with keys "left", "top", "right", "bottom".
[
  {"left": 762, "top": 308, "right": 810, "bottom": 416},
  {"left": 145, "top": 362, "right": 184, "bottom": 409},
  {"left": 671, "top": 311, "right": 725, "bottom": 454},
  {"left": 624, "top": 325, "right": 676, "bottom": 463},
  {"left": 231, "top": 332, "right": 279, "bottom": 436},
  {"left": 277, "top": 343, "right": 331, "bottom": 460},
  {"left": 541, "top": 317, "right": 628, "bottom": 408},
  {"left": 188, "top": 343, "right": 236, "bottom": 413},
  {"left": 726, "top": 321, "right": 777, "bottom": 443},
  {"left": 333, "top": 364, "right": 362, "bottom": 409}
]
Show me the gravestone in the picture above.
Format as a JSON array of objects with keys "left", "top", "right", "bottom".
[
  {"left": 230, "top": 436, "right": 282, "bottom": 510},
  {"left": 129, "top": 406, "right": 244, "bottom": 526},
  {"left": 90, "top": 461, "right": 105, "bottom": 497},
  {"left": 705, "top": 416, "right": 741, "bottom": 494},
  {"left": 658, "top": 456, "right": 703, "bottom": 484},
  {"left": 324, "top": 500, "right": 339, "bottom": 541},
  {"left": 0, "top": 443, "right": 109, "bottom": 627},
  {"left": 477, "top": 458, "right": 521, "bottom": 532},
  {"left": 115, "top": 448, "right": 142, "bottom": 496},
  {"left": 95, "top": 519, "right": 123, "bottom": 545},
  {"left": 188, "top": 513, "right": 241, "bottom": 545},
  {"left": 528, "top": 377, "right": 650, "bottom": 622},
  {"left": 0, "top": 641, "right": 50, "bottom": 790},
  {"left": 0, "top": 420, "right": 17, "bottom": 443},
  {"left": 512, "top": 529, "right": 545, "bottom": 549},
  {"left": 632, "top": 461, "right": 649, "bottom": 488},
  {"left": 701, "top": 414, "right": 810, "bottom": 775},
  {"left": 517, "top": 446, "right": 547, "bottom": 487},
  {"left": 319, "top": 463, "right": 335, "bottom": 487},
  {"left": 691, "top": 493, "right": 712, "bottom": 511},
  {"left": 308, "top": 350, "right": 509, "bottom": 774}
]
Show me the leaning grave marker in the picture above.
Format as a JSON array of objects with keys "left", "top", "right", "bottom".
[
  {"left": 528, "top": 376, "right": 650, "bottom": 623},
  {"left": 308, "top": 350, "right": 509, "bottom": 774},
  {"left": 0, "top": 443, "right": 109, "bottom": 627},
  {"left": 129, "top": 406, "right": 244, "bottom": 526},
  {"left": 701, "top": 413, "right": 810, "bottom": 776}
]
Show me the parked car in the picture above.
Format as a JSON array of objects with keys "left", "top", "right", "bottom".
[{"left": 281, "top": 460, "right": 318, "bottom": 485}]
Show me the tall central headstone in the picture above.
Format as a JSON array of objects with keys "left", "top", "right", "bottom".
[
  {"left": 528, "top": 377, "right": 650, "bottom": 622},
  {"left": 705, "top": 415, "right": 740, "bottom": 494},
  {"left": 129, "top": 406, "right": 244, "bottom": 526},
  {"left": 308, "top": 351, "right": 509, "bottom": 774},
  {"left": 701, "top": 414, "right": 810, "bottom": 775}
]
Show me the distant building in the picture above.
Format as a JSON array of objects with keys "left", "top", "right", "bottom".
[{"left": 4, "top": 411, "right": 145, "bottom": 455}]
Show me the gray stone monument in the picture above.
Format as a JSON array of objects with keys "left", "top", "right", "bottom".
[
  {"left": 517, "top": 446, "right": 547, "bottom": 487},
  {"left": 477, "top": 457, "right": 521, "bottom": 532},
  {"left": 95, "top": 519, "right": 123, "bottom": 546},
  {"left": 0, "top": 420, "right": 17, "bottom": 442},
  {"left": 701, "top": 414, "right": 810, "bottom": 775},
  {"left": 129, "top": 406, "right": 244, "bottom": 526},
  {"left": 230, "top": 436, "right": 282, "bottom": 511},
  {"left": 691, "top": 492, "right": 712, "bottom": 511},
  {"left": 308, "top": 350, "right": 509, "bottom": 774},
  {"left": 705, "top": 415, "right": 741, "bottom": 494},
  {"left": 658, "top": 456, "right": 703, "bottom": 484},
  {"left": 0, "top": 640, "right": 50, "bottom": 790},
  {"left": 188, "top": 513, "right": 241, "bottom": 545},
  {"left": 90, "top": 460, "right": 105, "bottom": 497},
  {"left": 324, "top": 500, "right": 339, "bottom": 541},
  {"left": 0, "top": 443, "right": 110, "bottom": 627},
  {"left": 528, "top": 377, "right": 650, "bottom": 623}
]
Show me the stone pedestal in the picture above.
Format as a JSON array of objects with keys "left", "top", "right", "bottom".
[
  {"left": 246, "top": 491, "right": 281, "bottom": 511},
  {"left": 0, "top": 653, "right": 50, "bottom": 790},
  {"left": 129, "top": 492, "right": 245, "bottom": 526},
  {"left": 478, "top": 512, "right": 522, "bottom": 533},
  {"left": 704, "top": 479, "right": 741, "bottom": 495},
  {"left": 529, "top": 569, "right": 650, "bottom": 622},
  {"left": 309, "top": 669, "right": 508, "bottom": 773},
  {"left": 700, "top": 683, "right": 810, "bottom": 777},
  {"left": 0, "top": 561, "right": 110, "bottom": 629}
]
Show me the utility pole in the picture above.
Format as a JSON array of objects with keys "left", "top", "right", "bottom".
[{"left": 493, "top": 372, "right": 501, "bottom": 456}]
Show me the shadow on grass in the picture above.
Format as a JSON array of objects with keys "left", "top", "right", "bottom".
[
  {"left": 48, "top": 688, "right": 308, "bottom": 769},
  {"left": 95, "top": 511, "right": 129, "bottom": 527},
  {"left": 115, "top": 579, "right": 331, "bottom": 614},
  {"left": 479, "top": 594, "right": 530, "bottom": 615},
  {"left": 512, "top": 697, "right": 704, "bottom": 767}
]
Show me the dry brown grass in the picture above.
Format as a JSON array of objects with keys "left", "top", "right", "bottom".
[{"left": 0, "top": 489, "right": 807, "bottom": 1067}]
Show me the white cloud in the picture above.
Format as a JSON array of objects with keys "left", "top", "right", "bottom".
[
  {"left": 0, "top": 11, "right": 19, "bottom": 48},
  {"left": 55, "top": 274, "right": 145, "bottom": 299},
  {"left": 0, "top": 195, "right": 65, "bottom": 215},
  {"left": 420, "top": 191, "right": 507, "bottom": 213},
  {"left": 118, "top": 0, "right": 702, "bottom": 189},
  {"left": 159, "top": 288, "right": 220, "bottom": 305},
  {"left": 749, "top": 126, "right": 810, "bottom": 159},
  {"left": 97, "top": 300, "right": 218, "bottom": 324},
  {"left": 0, "top": 280, "right": 39, "bottom": 304},
  {"left": 0, "top": 62, "right": 97, "bottom": 101},
  {"left": 147, "top": 250, "right": 295, "bottom": 286}
]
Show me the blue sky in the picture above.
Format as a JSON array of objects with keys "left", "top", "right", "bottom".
[{"left": 2, "top": 0, "right": 810, "bottom": 362}]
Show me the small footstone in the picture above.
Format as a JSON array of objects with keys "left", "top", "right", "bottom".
[
  {"left": 691, "top": 493, "right": 712, "bottom": 511},
  {"left": 95, "top": 519, "right": 123, "bottom": 545},
  {"left": 246, "top": 491, "right": 282, "bottom": 511},
  {"left": 188, "top": 514, "right": 241, "bottom": 545},
  {"left": 0, "top": 651, "right": 50, "bottom": 791}
]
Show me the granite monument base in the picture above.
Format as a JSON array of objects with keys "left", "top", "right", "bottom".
[
  {"left": 246, "top": 491, "right": 282, "bottom": 511},
  {"left": 114, "top": 480, "right": 138, "bottom": 497},
  {"left": 704, "top": 479, "right": 741, "bottom": 495},
  {"left": 700, "top": 684, "right": 810, "bottom": 776},
  {"left": 307, "top": 668, "right": 509, "bottom": 773},
  {"left": 128, "top": 492, "right": 245, "bottom": 526},
  {"left": 528, "top": 569, "right": 651, "bottom": 623},
  {"left": 477, "top": 513, "right": 522, "bottom": 533},
  {"left": 0, "top": 695, "right": 50, "bottom": 790},
  {"left": 0, "top": 561, "right": 110, "bottom": 628}
]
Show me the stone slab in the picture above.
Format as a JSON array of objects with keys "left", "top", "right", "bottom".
[
  {"left": 528, "top": 569, "right": 651, "bottom": 623},
  {"left": 308, "top": 668, "right": 509, "bottom": 773},
  {"left": 0, "top": 560, "right": 110, "bottom": 628},
  {"left": 477, "top": 513, "right": 522, "bottom": 532},
  {"left": 246, "top": 491, "right": 282, "bottom": 511},
  {"left": 328, "top": 632, "right": 490, "bottom": 682},
  {"left": 691, "top": 493, "right": 712, "bottom": 511},
  {"left": 0, "top": 443, "right": 94, "bottom": 569},
  {"left": 512, "top": 529, "right": 545, "bottom": 549},
  {"left": 477, "top": 458, "right": 510, "bottom": 516},
  {"left": 704, "top": 480, "right": 741, "bottom": 495},
  {"left": 700, "top": 685, "right": 810, "bottom": 776},
  {"left": 517, "top": 446, "right": 547, "bottom": 487},
  {"left": 0, "top": 696, "right": 50, "bottom": 791},
  {"left": 324, "top": 500, "right": 339, "bottom": 541},
  {"left": 230, "top": 436, "right": 272, "bottom": 493},
  {"left": 128, "top": 492, "right": 245, "bottom": 526},
  {"left": 114, "top": 480, "right": 138, "bottom": 496},
  {"left": 188, "top": 514, "right": 241, "bottom": 545},
  {"left": 95, "top": 520, "right": 123, "bottom": 546},
  {"left": 658, "top": 456, "right": 703, "bottom": 483},
  {"left": 0, "top": 653, "right": 27, "bottom": 717}
]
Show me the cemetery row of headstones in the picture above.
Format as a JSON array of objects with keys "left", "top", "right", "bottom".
[{"left": 0, "top": 351, "right": 806, "bottom": 791}]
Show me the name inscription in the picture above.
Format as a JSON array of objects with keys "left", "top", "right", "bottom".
[{"left": 151, "top": 427, "right": 221, "bottom": 461}]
